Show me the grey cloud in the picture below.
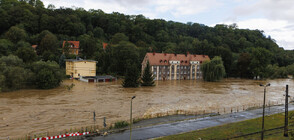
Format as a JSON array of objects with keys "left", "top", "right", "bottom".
[
  {"left": 102, "top": 0, "right": 150, "bottom": 7},
  {"left": 284, "top": 24, "right": 294, "bottom": 30},
  {"left": 233, "top": 0, "right": 294, "bottom": 22}
]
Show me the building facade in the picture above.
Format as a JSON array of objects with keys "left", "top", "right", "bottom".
[
  {"left": 141, "top": 53, "right": 210, "bottom": 80},
  {"left": 65, "top": 59, "right": 97, "bottom": 78},
  {"left": 62, "top": 41, "right": 80, "bottom": 55}
]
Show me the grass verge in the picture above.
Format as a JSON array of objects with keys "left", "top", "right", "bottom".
[{"left": 157, "top": 111, "right": 294, "bottom": 140}]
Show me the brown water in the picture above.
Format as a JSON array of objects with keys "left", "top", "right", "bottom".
[{"left": 0, "top": 78, "right": 293, "bottom": 137}]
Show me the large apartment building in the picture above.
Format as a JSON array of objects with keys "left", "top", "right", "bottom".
[{"left": 141, "top": 52, "right": 210, "bottom": 80}]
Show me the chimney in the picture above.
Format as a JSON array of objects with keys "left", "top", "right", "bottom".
[
  {"left": 164, "top": 53, "right": 166, "bottom": 56},
  {"left": 174, "top": 53, "right": 177, "bottom": 56},
  {"left": 187, "top": 52, "right": 190, "bottom": 55},
  {"left": 194, "top": 54, "right": 196, "bottom": 57},
  {"left": 202, "top": 55, "right": 205, "bottom": 58},
  {"left": 153, "top": 52, "right": 155, "bottom": 55}
]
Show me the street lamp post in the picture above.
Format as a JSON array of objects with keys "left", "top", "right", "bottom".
[
  {"left": 130, "top": 96, "right": 136, "bottom": 140},
  {"left": 260, "top": 83, "right": 270, "bottom": 140}
]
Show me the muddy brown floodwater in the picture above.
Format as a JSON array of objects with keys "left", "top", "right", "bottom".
[{"left": 0, "top": 78, "right": 293, "bottom": 137}]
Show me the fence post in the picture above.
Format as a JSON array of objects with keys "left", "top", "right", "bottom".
[{"left": 284, "top": 85, "right": 289, "bottom": 137}]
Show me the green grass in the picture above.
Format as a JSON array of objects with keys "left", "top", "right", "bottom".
[{"left": 157, "top": 111, "right": 294, "bottom": 140}]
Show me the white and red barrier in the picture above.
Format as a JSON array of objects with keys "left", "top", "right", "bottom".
[{"left": 32, "top": 132, "right": 90, "bottom": 140}]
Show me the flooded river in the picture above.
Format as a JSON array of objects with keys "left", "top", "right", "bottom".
[{"left": 0, "top": 78, "right": 293, "bottom": 137}]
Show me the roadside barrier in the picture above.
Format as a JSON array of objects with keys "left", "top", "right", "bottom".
[{"left": 32, "top": 132, "right": 90, "bottom": 140}]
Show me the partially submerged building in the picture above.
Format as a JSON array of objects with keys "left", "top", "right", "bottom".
[
  {"left": 141, "top": 52, "right": 210, "bottom": 80},
  {"left": 65, "top": 59, "right": 97, "bottom": 78},
  {"left": 79, "top": 75, "right": 117, "bottom": 82}
]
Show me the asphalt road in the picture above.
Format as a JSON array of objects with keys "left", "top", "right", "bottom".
[{"left": 92, "top": 104, "right": 294, "bottom": 140}]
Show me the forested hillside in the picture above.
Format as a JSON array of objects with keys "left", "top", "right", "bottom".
[{"left": 1, "top": 0, "right": 294, "bottom": 91}]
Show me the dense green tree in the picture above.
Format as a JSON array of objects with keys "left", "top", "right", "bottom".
[
  {"left": 287, "top": 64, "right": 294, "bottom": 78},
  {"left": 37, "top": 32, "right": 58, "bottom": 55},
  {"left": 0, "top": 0, "right": 293, "bottom": 81},
  {"left": 0, "top": 55, "right": 33, "bottom": 91},
  {"left": 93, "top": 27, "right": 104, "bottom": 38},
  {"left": 110, "top": 33, "right": 129, "bottom": 44},
  {"left": 141, "top": 61, "right": 155, "bottom": 86},
  {"left": 265, "top": 64, "right": 288, "bottom": 79},
  {"left": 5, "top": 26, "right": 27, "bottom": 43},
  {"left": 110, "top": 41, "right": 139, "bottom": 75},
  {"left": 15, "top": 45, "right": 37, "bottom": 63},
  {"left": 59, "top": 54, "right": 66, "bottom": 68},
  {"left": 78, "top": 34, "right": 98, "bottom": 58},
  {"left": 30, "top": 61, "right": 64, "bottom": 89},
  {"left": 122, "top": 62, "right": 140, "bottom": 88},
  {"left": 201, "top": 56, "right": 226, "bottom": 82},
  {"left": 0, "top": 39, "right": 13, "bottom": 57},
  {"left": 237, "top": 53, "right": 252, "bottom": 78},
  {"left": 249, "top": 48, "right": 272, "bottom": 79}
]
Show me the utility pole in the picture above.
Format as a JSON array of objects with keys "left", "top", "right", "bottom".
[
  {"left": 130, "top": 96, "right": 136, "bottom": 140},
  {"left": 260, "top": 83, "right": 270, "bottom": 140},
  {"left": 284, "top": 85, "right": 289, "bottom": 137}
]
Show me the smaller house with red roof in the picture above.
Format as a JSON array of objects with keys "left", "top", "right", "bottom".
[
  {"left": 142, "top": 52, "right": 210, "bottom": 80},
  {"left": 32, "top": 45, "right": 37, "bottom": 53},
  {"left": 62, "top": 41, "right": 79, "bottom": 55}
]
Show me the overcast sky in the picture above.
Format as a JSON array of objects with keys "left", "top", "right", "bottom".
[{"left": 42, "top": 0, "right": 294, "bottom": 50}]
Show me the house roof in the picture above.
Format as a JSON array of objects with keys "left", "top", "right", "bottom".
[
  {"left": 63, "top": 41, "right": 80, "bottom": 49},
  {"left": 144, "top": 53, "right": 210, "bottom": 66},
  {"left": 32, "top": 45, "right": 37, "bottom": 49},
  {"left": 103, "top": 42, "right": 108, "bottom": 50},
  {"left": 65, "top": 59, "right": 97, "bottom": 62}
]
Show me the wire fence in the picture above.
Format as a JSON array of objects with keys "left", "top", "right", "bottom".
[{"left": 143, "top": 99, "right": 286, "bottom": 119}]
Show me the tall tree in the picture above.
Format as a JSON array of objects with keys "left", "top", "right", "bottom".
[
  {"left": 141, "top": 61, "right": 155, "bottom": 86},
  {"left": 201, "top": 56, "right": 226, "bottom": 82},
  {"left": 5, "top": 26, "right": 27, "bottom": 43},
  {"left": 122, "top": 62, "right": 140, "bottom": 88},
  {"left": 37, "top": 32, "right": 58, "bottom": 55},
  {"left": 30, "top": 61, "right": 64, "bottom": 89},
  {"left": 249, "top": 48, "right": 272, "bottom": 79}
]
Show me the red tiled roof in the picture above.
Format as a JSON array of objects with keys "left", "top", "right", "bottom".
[
  {"left": 144, "top": 53, "right": 210, "bottom": 66},
  {"left": 103, "top": 42, "right": 108, "bottom": 50},
  {"left": 32, "top": 45, "right": 37, "bottom": 49},
  {"left": 63, "top": 41, "right": 79, "bottom": 49}
]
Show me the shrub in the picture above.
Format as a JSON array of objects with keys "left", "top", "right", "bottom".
[{"left": 114, "top": 121, "right": 129, "bottom": 129}]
